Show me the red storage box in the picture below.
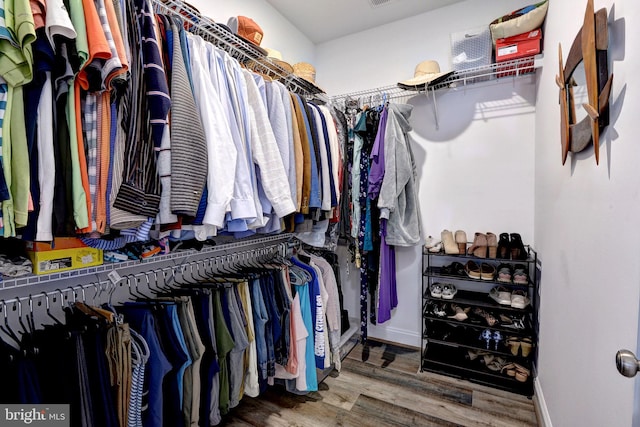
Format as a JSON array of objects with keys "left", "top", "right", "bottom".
[{"left": 495, "top": 29, "right": 542, "bottom": 77}]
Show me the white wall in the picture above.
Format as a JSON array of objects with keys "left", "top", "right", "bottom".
[
  {"left": 534, "top": 1, "right": 640, "bottom": 425},
  {"left": 317, "top": 0, "right": 537, "bottom": 348},
  {"left": 315, "top": 0, "right": 531, "bottom": 94},
  {"left": 186, "top": 0, "right": 315, "bottom": 65}
]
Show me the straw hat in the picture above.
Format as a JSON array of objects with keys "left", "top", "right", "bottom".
[
  {"left": 397, "top": 60, "right": 454, "bottom": 90},
  {"left": 265, "top": 48, "right": 294, "bottom": 74},
  {"left": 293, "top": 62, "right": 316, "bottom": 83}
]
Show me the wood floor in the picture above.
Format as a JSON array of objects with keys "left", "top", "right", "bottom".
[{"left": 220, "top": 340, "right": 538, "bottom": 427}]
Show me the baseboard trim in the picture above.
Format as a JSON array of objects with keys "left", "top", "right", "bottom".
[
  {"left": 368, "top": 325, "right": 421, "bottom": 348},
  {"left": 534, "top": 377, "right": 553, "bottom": 427}
]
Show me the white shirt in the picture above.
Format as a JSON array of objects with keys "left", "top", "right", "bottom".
[
  {"left": 320, "top": 105, "right": 341, "bottom": 206},
  {"left": 241, "top": 69, "right": 295, "bottom": 218},
  {"left": 45, "top": 0, "right": 77, "bottom": 47},
  {"left": 211, "top": 47, "right": 256, "bottom": 222},
  {"left": 188, "top": 34, "right": 238, "bottom": 229},
  {"left": 35, "top": 72, "right": 54, "bottom": 241}
]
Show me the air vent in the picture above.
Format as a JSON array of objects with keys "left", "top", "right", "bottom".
[{"left": 369, "top": 0, "right": 392, "bottom": 8}]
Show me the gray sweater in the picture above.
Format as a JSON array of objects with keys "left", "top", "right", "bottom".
[{"left": 377, "top": 104, "right": 422, "bottom": 246}]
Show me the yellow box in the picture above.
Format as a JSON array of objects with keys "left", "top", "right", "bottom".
[{"left": 28, "top": 247, "right": 103, "bottom": 275}]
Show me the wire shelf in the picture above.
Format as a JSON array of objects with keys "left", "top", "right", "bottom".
[
  {"left": 331, "top": 54, "right": 543, "bottom": 104},
  {"left": 153, "top": 0, "right": 325, "bottom": 97}
]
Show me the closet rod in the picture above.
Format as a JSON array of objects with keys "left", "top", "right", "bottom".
[{"left": 152, "top": 0, "right": 323, "bottom": 97}]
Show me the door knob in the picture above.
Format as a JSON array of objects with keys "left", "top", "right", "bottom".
[{"left": 616, "top": 349, "right": 640, "bottom": 377}]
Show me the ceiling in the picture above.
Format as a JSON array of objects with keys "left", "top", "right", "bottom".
[{"left": 265, "top": 0, "right": 466, "bottom": 44}]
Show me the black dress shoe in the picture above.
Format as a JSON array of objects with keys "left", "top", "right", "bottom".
[
  {"left": 441, "top": 262, "right": 465, "bottom": 276},
  {"left": 497, "top": 233, "right": 510, "bottom": 259},
  {"left": 509, "top": 233, "right": 527, "bottom": 260}
]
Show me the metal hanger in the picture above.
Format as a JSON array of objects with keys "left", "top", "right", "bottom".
[
  {"left": 14, "top": 298, "right": 30, "bottom": 336},
  {"left": 27, "top": 295, "right": 36, "bottom": 333},
  {"left": 0, "top": 300, "right": 20, "bottom": 346},
  {"left": 41, "top": 291, "right": 63, "bottom": 325}
]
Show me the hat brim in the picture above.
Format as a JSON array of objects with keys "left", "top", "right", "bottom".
[
  {"left": 236, "top": 35, "right": 268, "bottom": 57},
  {"left": 397, "top": 70, "right": 455, "bottom": 90},
  {"left": 270, "top": 59, "right": 294, "bottom": 74},
  {"left": 294, "top": 75, "right": 325, "bottom": 95}
]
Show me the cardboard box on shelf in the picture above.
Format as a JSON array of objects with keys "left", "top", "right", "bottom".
[
  {"left": 28, "top": 246, "right": 103, "bottom": 275},
  {"left": 496, "top": 29, "right": 542, "bottom": 77},
  {"left": 25, "top": 237, "right": 89, "bottom": 252}
]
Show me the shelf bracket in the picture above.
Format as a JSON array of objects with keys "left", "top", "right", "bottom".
[{"left": 427, "top": 87, "right": 439, "bottom": 130}]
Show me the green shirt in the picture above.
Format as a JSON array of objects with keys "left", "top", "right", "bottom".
[
  {"left": 213, "top": 290, "right": 234, "bottom": 416},
  {"left": 0, "top": 0, "right": 36, "bottom": 235}
]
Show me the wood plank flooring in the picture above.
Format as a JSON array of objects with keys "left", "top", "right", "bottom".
[{"left": 220, "top": 340, "right": 538, "bottom": 426}]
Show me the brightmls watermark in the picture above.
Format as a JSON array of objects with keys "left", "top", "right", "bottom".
[{"left": 0, "top": 405, "right": 69, "bottom": 426}]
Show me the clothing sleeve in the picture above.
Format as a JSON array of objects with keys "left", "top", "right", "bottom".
[
  {"left": 377, "top": 110, "right": 399, "bottom": 219},
  {"left": 242, "top": 69, "right": 295, "bottom": 218}
]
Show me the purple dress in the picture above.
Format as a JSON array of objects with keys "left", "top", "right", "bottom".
[{"left": 377, "top": 218, "right": 397, "bottom": 323}]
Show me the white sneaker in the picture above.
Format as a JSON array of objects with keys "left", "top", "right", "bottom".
[
  {"left": 489, "top": 286, "right": 512, "bottom": 305},
  {"left": 511, "top": 290, "right": 530, "bottom": 309},
  {"left": 441, "top": 284, "right": 457, "bottom": 300},
  {"left": 429, "top": 283, "right": 443, "bottom": 298}
]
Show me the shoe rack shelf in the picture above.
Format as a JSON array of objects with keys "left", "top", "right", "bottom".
[
  {"left": 423, "top": 319, "right": 533, "bottom": 360},
  {"left": 422, "top": 346, "right": 534, "bottom": 396},
  {"left": 424, "top": 267, "right": 534, "bottom": 287},
  {"left": 421, "top": 247, "right": 539, "bottom": 397}
]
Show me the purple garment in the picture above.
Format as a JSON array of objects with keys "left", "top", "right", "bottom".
[
  {"left": 368, "top": 108, "right": 389, "bottom": 199},
  {"left": 377, "top": 219, "right": 397, "bottom": 323}
]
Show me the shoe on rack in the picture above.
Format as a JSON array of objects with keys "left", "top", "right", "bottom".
[
  {"left": 441, "top": 262, "right": 465, "bottom": 276},
  {"left": 514, "top": 363, "right": 531, "bottom": 382},
  {"left": 497, "top": 233, "right": 510, "bottom": 259},
  {"left": 473, "top": 307, "right": 497, "bottom": 326},
  {"left": 429, "top": 283, "right": 443, "bottom": 298},
  {"left": 510, "top": 233, "right": 527, "bottom": 260},
  {"left": 448, "top": 304, "right": 470, "bottom": 321},
  {"left": 479, "top": 329, "right": 492, "bottom": 348},
  {"left": 441, "top": 284, "right": 457, "bottom": 300},
  {"left": 429, "top": 302, "right": 447, "bottom": 318},
  {"left": 520, "top": 337, "right": 533, "bottom": 357},
  {"left": 506, "top": 336, "right": 521, "bottom": 356},
  {"left": 501, "top": 363, "right": 517, "bottom": 377},
  {"left": 497, "top": 264, "right": 513, "bottom": 283},
  {"left": 486, "top": 232, "right": 498, "bottom": 258},
  {"left": 424, "top": 236, "right": 443, "bottom": 254},
  {"left": 441, "top": 230, "right": 459, "bottom": 254},
  {"left": 455, "top": 230, "right": 467, "bottom": 254},
  {"left": 512, "top": 264, "right": 529, "bottom": 285},
  {"left": 467, "top": 349, "right": 492, "bottom": 361},
  {"left": 486, "top": 357, "right": 509, "bottom": 372},
  {"left": 502, "top": 315, "right": 526, "bottom": 330},
  {"left": 465, "top": 260, "right": 481, "bottom": 279},
  {"left": 492, "top": 331, "right": 503, "bottom": 350},
  {"left": 467, "top": 232, "right": 488, "bottom": 258},
  {"left": 480, "top": 263, "right": 496, "bottom": 281},
  {"left": 511, "top": 289, "right": 530, "bottom": 309},
  {"left": 489, "top": 286, "right": 512, "bottom": 305}
]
